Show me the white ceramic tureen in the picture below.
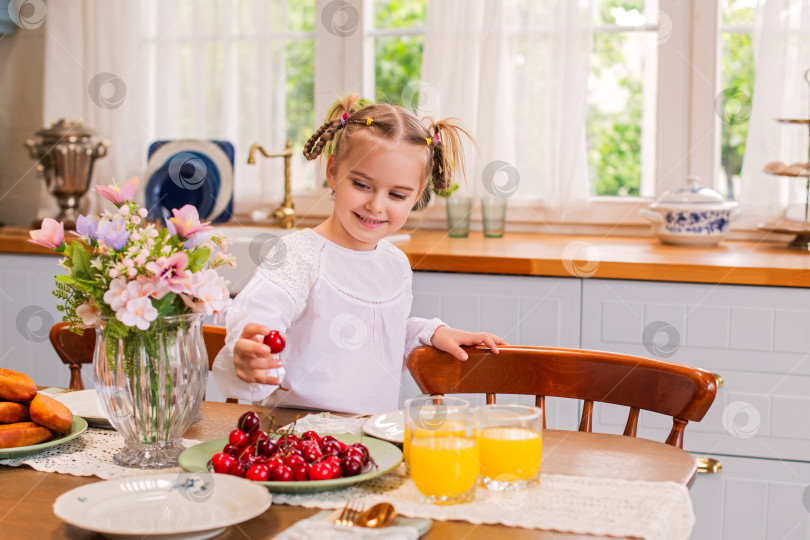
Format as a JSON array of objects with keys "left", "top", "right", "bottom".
[{"left": 640, "top": 176, "right": 740, "bottom": 246}]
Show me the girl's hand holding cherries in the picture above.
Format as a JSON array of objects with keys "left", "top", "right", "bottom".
[
  {"left": 233, "top": 323, "right": 287, "bottom": 386},
  {"left": 209, "top": 411, "right": 374, "bottom": 482}
]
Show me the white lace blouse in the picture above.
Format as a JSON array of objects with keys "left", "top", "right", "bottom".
[{"left": 212, "top": 229, "right": 445, "bottom": 415}]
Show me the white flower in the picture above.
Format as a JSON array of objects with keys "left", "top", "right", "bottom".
[
  {"left": 116, "top": 296, "right": 157, "bottom": 330},
  {"left": 75, "top": 301, "right": 99, "bottom": 326},
  {"left": 138, "top": 208, "right": 149, "bottom": 218},
  {"left": 181, "top": 269, "right": 231, "bottom": 321},
  {"left": 119, "top": 205, "right": 130, "bottom": 216},
  {"left": 103, "top": 277, "right": 129, "bottom": 310}
]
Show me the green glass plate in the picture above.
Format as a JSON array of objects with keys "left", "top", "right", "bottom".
[
  {"left": 178, "top": 433, "right": 403, "bottom": 494},
  {"left": 0, "top": 416, "right": 88, "bottom": 459}
]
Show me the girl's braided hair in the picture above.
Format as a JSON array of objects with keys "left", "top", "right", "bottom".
[{"left": 303, "top": 94, "right": 473, "bottom": 211}]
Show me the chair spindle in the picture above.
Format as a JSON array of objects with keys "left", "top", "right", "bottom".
[
  {"left": 623, "top": 407, "right": 639, "bottom": 437},
  {"left": 665, "top": 418, "right": 688, "bottom": 449},
  {"left": 579, "top": 400, "right": 594, "bottom": 432},
  {"left": 486, "top": 393, "right": 496, "bottom": 405},
  {"left": 534, "top": 395, "right": 547, "bottom": 429}
]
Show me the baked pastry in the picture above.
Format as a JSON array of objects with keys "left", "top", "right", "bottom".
[
  {"left": 29, "top": 393, "right": 73, "bottom": 433},
  {"left": 0, "top": 422, "right": 52, "bottom": 449},
  {"left": 0, "top": 402, "right": 30, "bottom": 423},
  {"left": 0, "top": 368, "right": 37, "bottom": 402}
]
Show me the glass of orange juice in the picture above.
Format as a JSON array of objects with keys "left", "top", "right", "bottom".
[
  {"left": 405, "top": 396, "right": 478, "bottom": 504},
  {"left": 402, "top": 395, "right": 469, "bottom": 466},
  {"left": 478, "top": 404, "right": 543, "bottom": 490}
]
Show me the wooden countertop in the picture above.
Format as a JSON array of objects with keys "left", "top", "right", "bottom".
[{"left": 4, "top": 225, "right": 810, "bottom": 287}]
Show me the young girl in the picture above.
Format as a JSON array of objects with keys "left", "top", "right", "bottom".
[{"left": 213, "top": 96, "right": 505, "bottom": 414}]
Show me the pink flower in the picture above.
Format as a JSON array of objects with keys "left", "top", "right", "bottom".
[
  {"left": 28, "top": 218, "right": 65, "bottom": 250},
  {"left": 145, "top": 251, "right": 189, "bottom": 293},
  {"left": 116, "top": 296, "right": 157, "bottom": 330},
  {"left": 96, "top": 176, "right": 139, "bottom": 206},
  {"left": 168, "top": 205, "right": 213, "bottom": 240},
  {"left": 76, "top": 301, "right": 99, "bottom": 326},
  {"left": 103, "top": 277, "right": 129, "bottom": 311},
  {"left": 181, "top": 269, "right": 231, "bottom": 323}
]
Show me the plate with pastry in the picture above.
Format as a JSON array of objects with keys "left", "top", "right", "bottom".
[
  {"left": 49, "top": 389, "right": 112, "bottom": 428},
  {"left": 0, "top": 415, "right": 88, "bottom": 459}
]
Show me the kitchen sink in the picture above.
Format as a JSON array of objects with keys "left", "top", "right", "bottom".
[{"left": 212, "top": 225, "right": 296, "bottom": 293}]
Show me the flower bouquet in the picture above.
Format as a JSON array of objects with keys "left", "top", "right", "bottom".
[{"left": 30, "top": 176, "right": 235, "bottom": 468}]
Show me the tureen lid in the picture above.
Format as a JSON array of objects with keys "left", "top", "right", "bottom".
[
  {"left": 34, "top": 119, "right": 97, "bottom": 140},
  {"left": 656, "top": 176, "right": 726, "bottom": 204}
]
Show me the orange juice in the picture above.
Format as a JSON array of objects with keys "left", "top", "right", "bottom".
[
  {"left": 409, "top": 436, "right": 480, "bottom": 500},
  {"left": 479, "top": 426, "right": 542, "bottom": 481},
  {"left": 404, "top": 421, "right": 466, "bottom": 464}
]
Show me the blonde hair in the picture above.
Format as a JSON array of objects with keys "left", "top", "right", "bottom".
[{"left": 303, "top": 94, "right": 474, "bottom": 211}]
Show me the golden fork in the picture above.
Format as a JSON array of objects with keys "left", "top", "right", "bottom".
[{"left": 335, "top": 500, "right": 363, "bottom": 527}]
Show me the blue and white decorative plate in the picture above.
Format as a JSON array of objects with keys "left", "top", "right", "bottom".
[{"left": 143, "top": 140, "right": 234, "bottom": 225}]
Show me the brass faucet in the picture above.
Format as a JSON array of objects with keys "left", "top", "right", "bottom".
[{"left": 247, "top": 140, "right": 295, "bottom": 229}]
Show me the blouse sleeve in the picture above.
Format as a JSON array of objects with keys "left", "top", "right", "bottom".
[
  {"left": 212, "top": 232, "right": 319, "bottom": 402},
  {"left": 403, "top": 316, "right": 447, "bottom": 361}
]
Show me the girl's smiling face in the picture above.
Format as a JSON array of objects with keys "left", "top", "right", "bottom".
[{"left": 322, "top": 132, "right": 426, "bottom": 251}]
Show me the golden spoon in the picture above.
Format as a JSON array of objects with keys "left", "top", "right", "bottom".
[{"left": 356, "top": 502, "right": 397, "bottom": 528}]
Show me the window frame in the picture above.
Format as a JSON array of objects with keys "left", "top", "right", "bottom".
[{"left": 276, "top": 0, "right": 745, "bottom": 235}]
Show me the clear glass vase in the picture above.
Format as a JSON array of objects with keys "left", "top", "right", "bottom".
[{"left": 93, "top": 313, "right": 208, "bottom": 469}]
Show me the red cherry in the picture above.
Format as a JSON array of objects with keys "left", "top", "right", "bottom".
[
  {"left": 321, "top": 440, "right": 342, "bottom": 456},
  {"left": 256, "top": 438, "right": 278, "bottom": 457},
  {"left": 229, "top": 429, "right": 247, "bottom": 446},
  {"left": 346, "top": 443, "right": 370, "bottom": 463},
  {"left": 341, "top": 456, "right": 364, "bottom": 477},
  {"left": 270, "top": 464, "right": 293, "bottom": 481},
  {"left": 246, "top": 463, "right": 270, "bottom": 481},
  {"left": 246, "top": 429, "right": 268, "bottom": 446},
  {"left": 264, "top": 330, "right": 286, "bottom": 354},
  {"left": 301, "top": 445, "right": 323, "bottom": 463},
  {"left": 211, "top": 452, "right": 235, "bottom": 474},
  {"left": 266, "top": 457, "right": 284, "bottom": 471},
  {"left": 320, "top": 435, "right": 338, "bottom": 446},
  {"left": 284, "top": 454, "right": 306, "bottom": 468},
  {"left": 343, "top": 447, "right": 365, "bottom": 462},
  {"left": 301, "top": 430, "right": 321, "bottom": 443},
  {"left": 309, "top": 462, "right": 333, "bottom": 481},
  {"left": 229, "top": 459, "right": 251, "bottom": 478},
  {"left": 292, "top": 463, "right": 309, "bottom": 481},
  {"left": 238, "top": 412, "right": 260, "bottom": 434},
  {"left": 222, "top": 443, "right": 242, "bottom": 458}
]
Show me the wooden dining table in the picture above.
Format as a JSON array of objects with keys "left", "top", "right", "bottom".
[{"left": 0, "top": 400, "right": 698, "bottom": 539}]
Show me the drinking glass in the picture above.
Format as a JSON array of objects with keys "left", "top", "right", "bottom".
[
  {"left": 478, "top": 404, "right": 543, "bottom": 490},
  {"left": 445, "top": 197, "right": 473, "bottom": 238},
  {"left": 405, "top": 396, "right": 478, "bottom": 504},
  {"left": 481, "top": 197, "right": 507, "bottom": 238}
]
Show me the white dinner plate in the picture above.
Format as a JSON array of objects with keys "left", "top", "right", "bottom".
[
  {"left": 49, "top": 390, "right": 111, "bottom": 428},
  {"left": 362, "top": 410, "right": 405, "bottom": 444},
  {"left": 53, "top": 472, "right": 271, "bottom": 540}
]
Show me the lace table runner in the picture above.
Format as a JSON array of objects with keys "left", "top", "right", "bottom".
[
  {"left": 0, "top": 428, "right": 201, "bottom": 480},
  {"left": 273, "top": 465, "right": 694, "bottom": 540}
]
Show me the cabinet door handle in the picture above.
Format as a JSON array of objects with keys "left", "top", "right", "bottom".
[
  {"left": 713, "top": 373, "right": 724, "bottom": 388},
  {"left": 696, "top": 457, "right": 723, "bottom": 474}
]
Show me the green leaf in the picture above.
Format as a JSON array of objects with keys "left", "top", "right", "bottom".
[
  {"left": 70, "top": 245, "right": 92, "bottom": 276},
  {"left": 155, "top": 293, "right": 177, "bottom": 317},
  {"left": 187, "top": 247, "right": 210, "bottom": 273}
]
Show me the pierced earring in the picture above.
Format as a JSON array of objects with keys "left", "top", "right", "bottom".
[{"left": 329, "top": 189, "right": 335, "bottom": 201}]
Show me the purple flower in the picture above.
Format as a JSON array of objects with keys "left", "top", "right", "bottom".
[
  {"left": 96, "top": 215, "right": 129, "bottom": 251},
  {"left": 73, "top": 214, "right": 100, "bottom": 241}
]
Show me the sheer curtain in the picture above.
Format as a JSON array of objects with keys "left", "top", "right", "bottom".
[
  {"left": 739, "top": 0, "right": 810, "bottom": 224},
  {"left": 39, "top": 0, "right": 289, "bottom": 218},
  {"left": 419, "top": 0, "right": 593, "bottom": 218}
]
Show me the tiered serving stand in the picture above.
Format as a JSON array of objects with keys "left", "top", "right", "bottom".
[{"left": 758, "top": 69, "right": 810, "bottom": 250}]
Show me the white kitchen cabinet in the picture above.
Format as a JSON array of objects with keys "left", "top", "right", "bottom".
[
  {"left": 580, "top": 278, "right": 810, "bottom": 540},
  {"left": 407, "top": 272, "right": 582, "bottom": 430}
]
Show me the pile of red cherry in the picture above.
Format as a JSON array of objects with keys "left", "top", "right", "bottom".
[{"left": 209, "top": 411, "right": 374, "bottom": 482}]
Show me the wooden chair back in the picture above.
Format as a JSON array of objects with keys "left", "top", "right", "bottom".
[
  {"left": 407, "top": 345, "right": 717, "bottom": 448},
  {"left": 49, "top": 322, "right": 235, "bottom": 403}
]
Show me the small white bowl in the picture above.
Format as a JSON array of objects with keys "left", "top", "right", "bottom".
[{"left": 640, "top": 177, "right": 740, "bottom": 246}]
